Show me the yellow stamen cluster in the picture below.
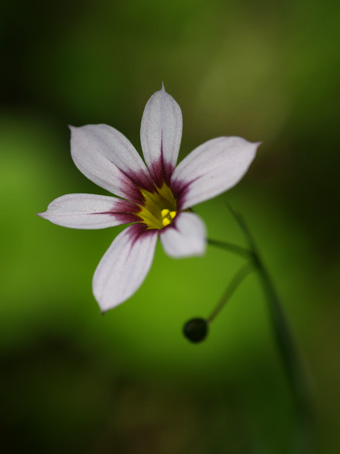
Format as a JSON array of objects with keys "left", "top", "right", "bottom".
[
  {"left": 161, "top": 209, "right": 176, "bottom": 227},
  {"left": 136, "top": 183, "right": 177, "bottom": 230}
]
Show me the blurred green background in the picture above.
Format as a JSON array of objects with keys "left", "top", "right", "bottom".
[{"left": 1, "top": 0, "right": 340, "bottom": 452}]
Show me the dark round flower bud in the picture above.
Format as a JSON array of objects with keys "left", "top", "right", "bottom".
[{"left": 183, "top": 318, "right": 208, "bottom": 343}]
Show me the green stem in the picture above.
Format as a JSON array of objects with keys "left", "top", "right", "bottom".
[
  {"left": 207, "top": 238, "right": 251, "bottom": 259},
  {"left": 228, "top": 208, "right": 310, "bottom": 405},
  {"left": 209, "top": 206, "right": 315, "bottom": 453},
  {"left": 206, "top": 261, "right": 255, "bottom": 323}
]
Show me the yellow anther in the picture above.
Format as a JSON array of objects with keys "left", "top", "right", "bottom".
[
  {"left": 162, "top": 218, "right": 171, "bottom": 227},
  {"left": 170, "top": 211, "right": 176, "bottom": 219},
  {"left": 161, "top": 208, "right": 170, "bottom": 218}
]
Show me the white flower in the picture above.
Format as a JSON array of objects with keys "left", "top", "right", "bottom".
[{"left": 39, "top": 85, "right": 259, "bottom": 312}]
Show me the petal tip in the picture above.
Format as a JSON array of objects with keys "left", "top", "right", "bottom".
[
  {"left": 93, "top": 284, "right": 125, "bottom": 314},
  {"left": 69, "top": 125, "right": 80, "bottom": 139},
  {"left": 69, "top": 125, "right": 88, "bottom": 138}
]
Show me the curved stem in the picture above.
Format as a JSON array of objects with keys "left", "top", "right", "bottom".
[
  {"left": 206, "top": 261, "right": 255, "bottom": 323},
  {"left": 212, "top": 206, "right": 315, "bottom": 453},
  {"left": 228, "top": 208, "right": 311, "bottom": 403},
  {"left": 207, "top": 238, "right": 251, "bottom": 259}
]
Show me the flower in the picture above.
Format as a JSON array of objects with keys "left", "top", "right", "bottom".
[{"left": 39, "top": 85, "right": 259, "bottom": 312}]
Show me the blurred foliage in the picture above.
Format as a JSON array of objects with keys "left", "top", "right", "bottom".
[{"left": 1, "top": 0, "right": 340, "bottom": 453}]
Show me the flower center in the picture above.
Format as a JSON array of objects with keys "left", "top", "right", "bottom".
[
  {"left": 161, "top": 208, "right": 176, "bottom": 227},
  {"left": 137, "top": 183, "right": 177, "bottom": 230}
]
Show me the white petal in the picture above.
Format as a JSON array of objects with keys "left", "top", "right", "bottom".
[
  {"left": 140, "top": 84, "right": 183, "bottom": 185},
  {"left": 172, "top": 137, "right": 259, "bottom": 209},
  {"left": 38, "top": 193, "right": 138, "bottom": 229},
  {"left": 93, "top": 225, "right": 158, "bottom": 312},
  {"left": 160, "top": 212, "right": 206, "bottom": 258},
  {"left": 70, "top": 125, "right": 152, "bottom": 201}
]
